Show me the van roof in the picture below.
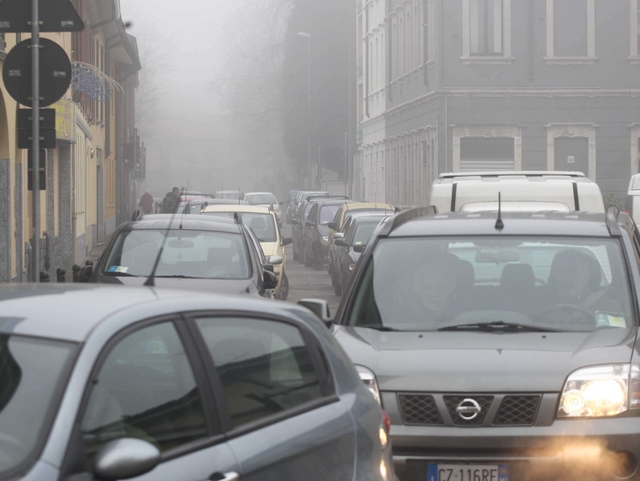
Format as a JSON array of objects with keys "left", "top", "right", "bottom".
[{"left": 437, "top": 171, "right": 591, "bottom": 182}]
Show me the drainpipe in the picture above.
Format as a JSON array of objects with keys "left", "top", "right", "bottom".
[
  {"left": 441, "top": 0, "right": 448, "bottom": 172},
  {"left": 386, "top": 0, "right": 393, "bottom": 103},
  {"left": 422, "top": 0, "right": 428, "bottom": 86},
  {"left": 364, "top": 0, "right": 369, "bottom": 118}
]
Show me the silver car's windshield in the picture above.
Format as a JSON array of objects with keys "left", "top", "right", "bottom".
[
  {"left": 0, "top": 336, "right": 75, "bottom": 475},
  {"left": 348, "top": 237, "right": 634, "bottom": 332},
  {"left": 203, "top": 212, "right": 277, "bottom": 242},
  {"left": 104, "top": 229, "right": 251, "bottom": 279}
]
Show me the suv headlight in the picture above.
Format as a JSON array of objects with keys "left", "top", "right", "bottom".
[
  {"left": 356, "top": 365, "right": 381, "bottom": 404},
  {"left": 558, "top": 365, "right": 637, "bottom": 418}
]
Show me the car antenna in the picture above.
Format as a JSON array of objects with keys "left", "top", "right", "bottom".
[
  {"left": 144, "top": 184, "right": 186, "bottom": 287},
  {"left": 495, "top": 192, "right": 504, "bottom": 230},
  {"left": 179, "top": 180, "right": 190, "bottom": 230}
]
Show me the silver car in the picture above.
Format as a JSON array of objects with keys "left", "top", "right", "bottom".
[{"left": 0, "top": 284, "right": 393, "bottom": 481}]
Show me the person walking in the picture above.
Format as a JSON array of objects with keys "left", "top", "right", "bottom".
[
  {"left": 162, "top": 187, "right": 181, "bottom": 213},
  {"left": 139, "top": 190, "right": 154, "bottom": 215}
]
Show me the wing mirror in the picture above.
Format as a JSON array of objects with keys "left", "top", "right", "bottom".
[
  {"left": 73, "top": 260, "right": 93, "bottom": 283},
  {"left": 263, "top": 270, "right": 279, "bottom": 290},
  {"left": 327, "top": 222, "right": 337, "bottom": 230},
  {"left": 335, "top": 238, "right": 348, "bottom": 247},
  {"left": 305, "top": 220, "right": 314, "bottom": 227},
  {"left": 93, "top": 438, "right": 160, "bottom": 480},
  {"left": 281, "top": 237, "right": 293, "bottom": 246},
  {"left": 353, "top": 244, "right": 366, "bottom": 253},
  {"left": 266, "top": 255, "right": 283, "bottom": 266},
  {"left": 334, "top": 232, "right": 345, "bottom": 239},
  {"left": 298, "top": 299, "right": 334, "bottom": 328}
]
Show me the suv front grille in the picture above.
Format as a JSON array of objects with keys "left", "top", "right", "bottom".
[
  {"left": 493, "top": 395, "right": 540, "bottom": 426},
  {"left": 444, "top": 395, "right": 494, "bottom": 425},
  {"left": 397, "top": 393, "right": 542, "bottom": 427},
  {"left": 398, "top": 394, "right": 444, "bottom": 425}
]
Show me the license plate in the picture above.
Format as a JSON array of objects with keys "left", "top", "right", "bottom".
[{"left": 427, "top": 464, "right": 508, "bottom": 481}]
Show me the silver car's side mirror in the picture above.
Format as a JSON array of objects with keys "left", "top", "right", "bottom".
[
  {"left": 298, "top": 299, "right": 333, "bottom": 327},
  {"left": 267, "top": 255, "right": 284, "bottom": 265},
  {"left": 94, "top": 438, "right": 160, "bottom": 480}
]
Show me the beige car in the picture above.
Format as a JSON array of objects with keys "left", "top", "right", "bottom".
[{"left": 201, "top": 204, "right": 292, "bottom": 300}]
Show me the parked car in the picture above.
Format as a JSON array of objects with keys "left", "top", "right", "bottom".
[
  {"left": 328, "top": 202, "right": 395, "bottom": 278},
  {"left": 302, "top": 198, "right": 355, "bottom": 270},
  {"left": 201, "top": 204, "right": 292, "bottom": 300},
  {"left": 292, "top": 197, "right": 323, "bottom": 261},
  {"left": 216, "top": 190, "right": 244, "bottom": 200},
  {"left": 303, "top": 207, "right": 640, "bottom": 481},
  {"left": 332, "top": 215, "right": 389, "bottom": 295},
  {"left": 0, "top": 284, "right": 394, "bottom": 481},
  {"left": 429, "top": 171, "right": 605, "bottom": 214},
  {"left": 75, "top": 217, "right": 278, "bottom": 297},
  {"left": 243, "top": 192, "right": 283, "bottom": 226}
]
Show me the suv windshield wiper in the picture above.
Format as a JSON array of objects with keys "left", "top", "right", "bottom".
[
  {"left": 104, "top": 271, "right": 138, "bottom": 277},
  {"left": 154, "top": 275, "right": 201, "bottom": 279},
  {"left": 359, "top": 325, "right": 399, "bottom": 332},
  {"left": 438, "top": 321, "right": 559, "bottom": 333}
]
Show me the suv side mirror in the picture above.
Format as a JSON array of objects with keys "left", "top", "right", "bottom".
[
  {"left": 327, "top": 222, "right": 337, "bottom": 230},
  {"left": 353, "top": 244, "right": 366, "bottom": 253},
  {"left": 335, "top": 238, "right": 348, "bottom": 247},
  {"left": 79, "top": 260, "right": 93, "bottom": 282},
  {"left": 298, "top": 299, "right": 333, "bottom": 328},
  {"left": 94, "top": 438, "right": 160, "bottom": 481},
  {"left": 263, "top": 270, "right": 279, "bottom": 290},
  {"left": 305, "top": 220, "right": 314, "bottom": 227},
  {"left": 334, "top": 232, "right": 345, "bottom": 239},
  {"left": 281, "top": 237, "right": 293, "bottom": 246}
]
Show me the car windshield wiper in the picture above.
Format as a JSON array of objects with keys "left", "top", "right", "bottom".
[
  {"left": 154, "top": 275, "right": 201, "bottom": 279},
  {"left": 359, "top": 325, "right": 399, "bottom": 332},
  {"left": 438, "top": 321, "right": 559, "bottom": 333},
  {"left": 104, "top": 271, "right": 138, "bottom": 277}
]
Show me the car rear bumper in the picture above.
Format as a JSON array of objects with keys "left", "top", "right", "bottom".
[{"left": 391, "top": 418, "right": 640, "bottom": 480}]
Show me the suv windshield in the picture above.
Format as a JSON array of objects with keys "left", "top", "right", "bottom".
[
  {"left": 0, "top": 335, "right": 75, "bottom": 475},
  {"left": 348, "top": 237, "right": 634, "bottom": 332},
  {"left": 104, "top": 229, "right": 251, "bottom": 279}
]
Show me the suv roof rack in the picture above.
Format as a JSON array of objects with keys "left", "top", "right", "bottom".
[
  {"left": 439, "top": 171, "right": 586, "bottom": 179},
  {"left": 379, "top": 206, "right": 438, "bottom": 236},
  {"left": 605, "top": 206, "right": 622, "bottom": 237}
]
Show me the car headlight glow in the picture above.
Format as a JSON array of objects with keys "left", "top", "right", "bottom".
[
  {"left": 559, "top": 365, "right": 631, "bottom": 417},
  {"left": 355, "top": 365, "right": 381, "bottom": 404}
]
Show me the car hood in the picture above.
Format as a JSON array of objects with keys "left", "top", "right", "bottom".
[
  {"left": 333, "top": 326, "right": 637, "bottom": 392},
  {"left": 97, "top": 275, "right": 257, "bottom": 295}
]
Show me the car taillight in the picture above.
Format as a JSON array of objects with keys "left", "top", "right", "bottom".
[{"left": 382, "top": 409, "right": 391, "bottom": 434}]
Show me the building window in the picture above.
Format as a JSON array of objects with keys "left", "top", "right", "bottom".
[
  {"left": 545, "top": 0, "right": 596, "bottom": 65},
  {"left": 462, "top": 0, "right": 512, "bottom": 64},
  {"left": 630, "top": 0, "right": 640, "bottom": 64},
  {"left": 453, "top": 126, "right": 522, "bottom": 172},
  {"left": 546, "top": 124, "right": 597, "bottom": 180}
]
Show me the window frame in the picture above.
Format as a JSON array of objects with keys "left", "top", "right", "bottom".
[
  {"left": 452, "top": 125, "right": 522, "bottom": 172},
  {"left": 545, "top": 0, "right": 597, "bottom": 65},
  {"left": 462, "top": 0, "right": 513, "bottom": 65},
  {"left": 545, "top": 123, "right": 597, "bottom": 180},
  {"left": 184, "top": 312, "right": 338, "bottom": 439},
  {"left": 63, "top": 316, "right": 223, "bottom": 478}
]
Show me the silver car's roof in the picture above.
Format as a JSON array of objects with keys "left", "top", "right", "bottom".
[{"left": 0, "top": 284, "right": 317, "bottom": 343}]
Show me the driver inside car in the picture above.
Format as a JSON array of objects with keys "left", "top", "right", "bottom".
[
  {"left": 408, "top": 258, "right": 459, "bottom": 326},
  {"left": 545, "top": 249, "right": 622, "bottom": 323}
]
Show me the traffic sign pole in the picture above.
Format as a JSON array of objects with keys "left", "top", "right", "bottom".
[{"left": 31, "top": 0, "right": 40, "bottom": 282}]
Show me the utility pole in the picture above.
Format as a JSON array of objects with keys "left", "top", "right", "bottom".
[
  {"left": 297, "top": 32, "right": 311, "bottom": 189},
  {"left": 31, "top": 0, "right": 40, "bottom": 282}
]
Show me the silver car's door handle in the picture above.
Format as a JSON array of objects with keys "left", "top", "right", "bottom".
[{"left": 210, "top": 472, "right": 240, "bottom": 481}]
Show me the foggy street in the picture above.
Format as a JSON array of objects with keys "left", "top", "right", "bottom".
[{"left": 280, "top": 224, "right": 342, "bottom": 315}]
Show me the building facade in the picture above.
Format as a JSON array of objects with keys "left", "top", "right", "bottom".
[
  {"left": 0, "top": 0, "right": 141, "bottom": 282},
  {"left": 357, "top": 0, "right": 640, "bottom": 205}
]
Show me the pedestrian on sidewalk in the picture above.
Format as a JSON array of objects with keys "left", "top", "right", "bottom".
[
  {"left": 139, "top": 190, "right": 154, "bottom": 215},
  {"left": 162, "top": 187, "right": 181, "bottom": 213}
]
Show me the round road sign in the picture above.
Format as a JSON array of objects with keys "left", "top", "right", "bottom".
[{"left": 2, "top": 38, "right": 72, "bottom": 107}]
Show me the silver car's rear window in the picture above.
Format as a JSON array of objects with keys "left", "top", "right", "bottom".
[{"left": 348, "top": 237, "right": 635, "bottom": 332}]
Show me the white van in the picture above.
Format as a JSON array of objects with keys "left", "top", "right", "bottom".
[
  {"left": 429, "top": 171, "right": 605, "bottom": 214},
  {"left": 626, "top": 174, "right": 640, "bottom": 224}
]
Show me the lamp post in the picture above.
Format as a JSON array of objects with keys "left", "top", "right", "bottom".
[{"left": 297, "top": 32, "right": 312, "bottom": 188}]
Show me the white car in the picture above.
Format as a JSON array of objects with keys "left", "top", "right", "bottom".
[{"left": 243, "top": 192, "right": 283, "bottom": 226}]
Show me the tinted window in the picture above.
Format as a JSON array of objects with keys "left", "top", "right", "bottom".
[
  {"left": 319, "top": 205, "right": 341, "bottom": 225},
  {"left": 349, "top": 237, "right": 634, "bottom": 332},
  {"left": 0, "top": 336, "right": 75, "bottom": 475},
  {"left": 82, "top": 322, "right": 207, "bottom": 460},
  {"left": 195, "top": 318, "right": 323, "bottom": 428},
  {"left": 104, "top": 229, "right": 250, "bottom": 279},
  {"left": 351, "top": 221, "right": 380, "bottom": 246}
]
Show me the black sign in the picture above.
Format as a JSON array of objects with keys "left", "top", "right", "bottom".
[
  {"left": 17, "top": 108, "right": 55, "bottom": 130},
  {"left": 27, "top": 149, "right": 47, "bottom": 191},
  {"left": 2, "top": 38, "right": 72, "bottom": 107},
  {"left": 0, "top": 0, "right": 84, "bottom": 32},
  {"left": 18, "top": 129, "right": 56, "bottom": 150}
]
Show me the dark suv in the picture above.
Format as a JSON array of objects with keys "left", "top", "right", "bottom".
[
  {"left": 302, "top": 198, "right": 354, "bottom": 270},
  {"left": 302, "top": 207, "right": 640, "bottom": 481}
]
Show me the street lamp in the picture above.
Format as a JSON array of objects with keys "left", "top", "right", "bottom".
[{"left": 297, "top": 32, "right": 312, "bottom": 188}]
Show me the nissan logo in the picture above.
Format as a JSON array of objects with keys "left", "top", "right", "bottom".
[{"left": 456, "top": 398, "right": 482, "bottom": 420}]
